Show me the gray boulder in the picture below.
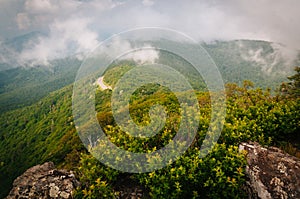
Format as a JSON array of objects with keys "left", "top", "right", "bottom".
[
  {"left": 6, "top": 162, "right": 79, "bottom": 199},
  {"left": 240, "top": 142, "right": 300, "bottom": 199}
]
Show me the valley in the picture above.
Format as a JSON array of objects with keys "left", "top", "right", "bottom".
[{"left": 0, "top": 36, "right": 299, "bottom": 198}]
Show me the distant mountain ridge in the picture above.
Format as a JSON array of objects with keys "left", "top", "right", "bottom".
[
  {"left": 203, "top": 39, "right": 300, "bottom": 89},
  {"left": 0, "top": 32, "right": 45, "bottom": 70},
  {"left": 0, "top": 42, "right": 299, "bottom": 197},
  {"left": 1, "top": 33, "right": 299, "bottom": 113}
]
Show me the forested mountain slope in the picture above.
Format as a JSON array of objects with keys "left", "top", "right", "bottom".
[
  {"left": 0, "top": 58, "right": 81, "bottom": 112},
  {"left": 1, "top": 70, "right": 299, "bottom": 198},
  {"left": 0, "top": 85, "right": 85, "bottom": 198},
  {"left": 203, "top": 40, "right": 300, "bottom": 89},
  {"left": 0, "top": 36, "right": 299, "bottom": 198},
  {"left": 1, "top": 35, "right": 298, "bottom": 113}
]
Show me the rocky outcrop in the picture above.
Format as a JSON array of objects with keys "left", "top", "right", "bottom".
[
  {"left": 240, "top": 142, "right": 300, "bottom": 199},
  {"left": 6, "top": 162, "right": 79, "bottom": 199}
]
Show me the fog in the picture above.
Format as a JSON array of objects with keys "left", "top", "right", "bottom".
[{"left": 0, "top": 0, "right": 299, "bottom": 65}]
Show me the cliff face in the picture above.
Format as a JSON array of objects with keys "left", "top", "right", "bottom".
[
  {"left": 6, "top": 162, "right": 79, "bottom": 199},
  {"left": 240, "top": 142, "right": 300, "bottom": 199}
]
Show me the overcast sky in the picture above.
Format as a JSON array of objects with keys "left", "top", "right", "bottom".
[{"left": 0, "top": 0, "right": 299, "bottom": 65}]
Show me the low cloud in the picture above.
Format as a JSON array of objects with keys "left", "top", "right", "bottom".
[
  {"left": 123, "top": 46, "right": 159, "bottom": 64},
  {"left": 1, "top": 0, "right": 300, "bottom": 67},
  {"left": 240, "top": 42, "right": 298, "bottom": 74},
  {"left": 16, "top": 13, "right": 31, "bottom": 30},
  {"left": 0, "top": 42, "right": 21, "bottom": 66},
  {"left": 142, "top": 0, "right": 155, "bottom": 7},
  {"left": 98, "top": 36, "right": 159, "bottom": 64},
  {"left": 19, "top": 17, "right": 99, "bottom": 65}
]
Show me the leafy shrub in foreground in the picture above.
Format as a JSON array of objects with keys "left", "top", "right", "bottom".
[
  {"left": 74, "top": 154, "right": 119, "bottom": 199},
  {"left": 135, "top": 144, "right": 247, "bottom": 199}
]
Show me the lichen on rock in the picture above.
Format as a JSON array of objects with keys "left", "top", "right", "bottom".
[
  {"left": 6, "top": 162, "right": 79, "bottom": 199},
  {"left": 240, "top": 142, "right": 300, "bottom": 199}
]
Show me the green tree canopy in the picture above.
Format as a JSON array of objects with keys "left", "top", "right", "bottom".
[{"left": 287, "top": 66, "right": 300, "bottom": 97}]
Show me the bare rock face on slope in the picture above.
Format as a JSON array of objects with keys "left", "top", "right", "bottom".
[
  {"left": 240, "top": 142, "right": 300, "bottom": 199},
  {"left": 6, "top": 162, "right": 79, "bottom": 199}
]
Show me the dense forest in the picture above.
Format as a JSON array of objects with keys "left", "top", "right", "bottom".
[
  {"left": 0, "top": 58, "right": 81, "bottom": 113},
  {"left": 0, "top": 59, "right": 299, "bottom": 198},
  {"left": 1, "top": 39, "right": 298, "bottom": 113}
]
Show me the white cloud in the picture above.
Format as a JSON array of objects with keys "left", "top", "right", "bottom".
[
  {"left": 20, "top": 17, "right": 99, "bottom": 65},
  {"left": 142, "top": 0, "right": 154, "bottom": 6},
  {"left": 0, "top": 42, "right": 23, "bottom": 66},
  {"left": 97, "top": 36, "right": 159, "bottom": 64},
  {"left": 1, "top": 0, "right": 300, "bottom": 66},
  {"left": 16, "top": 13, "right": 31, "bottom": 30},
  {"left": 24, "top": 0, "right": 58, "bottom": 13},
  {"left": 240, "top": 42, "right": 298, "bottom": 74},
  {"left": 11, "top": 0, "right": 127, "bottom": 65},
  {"left": 123, "top": 47, "right": 159, "bottom": 64},
  {"left": 1, "top": 0, "right": 299, "bottom": 48}
]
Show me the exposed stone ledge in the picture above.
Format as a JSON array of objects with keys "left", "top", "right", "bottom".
[
  {"left": 240, "top": 142, "right": 300, "bottom": 199},
  {"left": 6, "top": 162, "right": 79, "bottom": 199}
]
